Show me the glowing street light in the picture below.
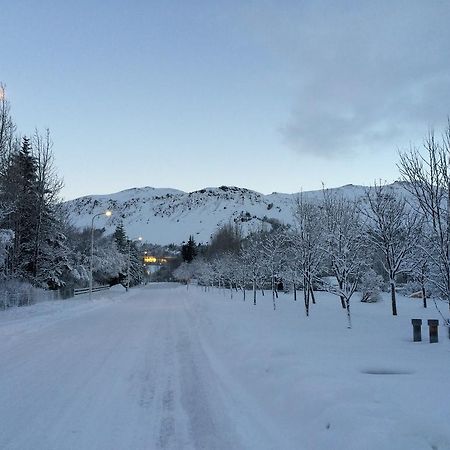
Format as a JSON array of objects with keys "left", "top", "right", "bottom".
[
  {"left": 127, "top": 236, "right": 142, "bottom": 291},
  {"left": 89, "top": 210, "right": 112, "bottom": 299}
]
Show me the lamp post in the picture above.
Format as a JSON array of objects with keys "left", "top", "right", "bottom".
[
  {"left": 89, "top": 210, "right": 112, "bottom": 299},
  {"left": 127, "top": 236, "right": 142, "bottom": 291}
]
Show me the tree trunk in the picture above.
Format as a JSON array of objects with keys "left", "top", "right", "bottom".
[
  {"left": 338, "top": 279, "right": 346, "bottom": 309},
  {"left": 345, "top": 298, "right": 352, "bottom": 329},
  {"left": 309, "top": 283, "right": 316, "bottom": 304},
  {"left": 293, "top": 281, "right": 297, "bottom": 302},
  {"left": 304, "top": 276, "right": 310, "bottom": 317},
  {"left": 421, "top": 282, "right": 427, "bottom": 308},
  {"left": 271, "top": 273, "right": 277, "bottom": 310},
  {"left": 32, "top": 203, "right": 43, "bottom": 278},
  {"left": 253, "top": 279, "right": 257, "bottom": 305},
  {"left": 271, "top": 274, "right": 276, "bottom": 310},
  {"left": 447, "top": 268, "right": 450, "bottom": 312},
  {"left": 390, "top": 278, "right": 397, "bottom": 316}
]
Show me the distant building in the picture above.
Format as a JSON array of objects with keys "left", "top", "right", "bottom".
[{"left": 143, "top": 255, "right": 174, "bottom": 265}]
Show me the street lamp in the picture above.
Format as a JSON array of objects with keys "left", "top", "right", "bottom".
[
  {"left": 89, "top": 210, "right": 112, "bottom": 299},
  {"left": 127, "top": 236, "right": 142, "bottom": 291}
]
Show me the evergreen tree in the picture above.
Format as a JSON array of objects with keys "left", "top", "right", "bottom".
[
  {"left": 0, "top": 132, "right": 67, "bottom": 288},
  {"left": 113, "top": 222, "right": 127, "bottom": 253},
  {"left": 1, "top": 137, "right": 39, "bottom": 277},
  {"left": 127, "top": 241, "right": 144, "bottom": 287},
  {"left": 181, "top": 235, "right": 197, "bottom": 263}
]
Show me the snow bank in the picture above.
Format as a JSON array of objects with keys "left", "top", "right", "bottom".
[{"left": 185, "top": 287, "right": 450, "bottom": 449}]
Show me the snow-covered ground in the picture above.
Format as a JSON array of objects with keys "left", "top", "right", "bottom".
[{"left": 0, "top": 284, "right": 449, "bottom": 449}]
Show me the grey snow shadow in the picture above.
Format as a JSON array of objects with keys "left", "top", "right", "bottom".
[{"left": 361, "top": 368, "right": 415, "bottom": 375}]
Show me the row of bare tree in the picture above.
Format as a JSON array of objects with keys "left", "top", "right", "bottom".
[{"left": 175, "top": 124, "right": 450, "bottom": 329}]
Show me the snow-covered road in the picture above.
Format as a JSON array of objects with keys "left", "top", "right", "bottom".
[
  {"left": 2, "top": 284, "right": 450, "bottom": 450},
  {"left": 0, "top": 285, "right": 270, "bottom": 450}
]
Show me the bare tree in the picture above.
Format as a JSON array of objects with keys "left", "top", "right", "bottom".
[
  {"left": 241, "top": 233, "right": 266, "bottom": 305},
  {"left": 291, "top": 196, "right": 325, "bottom": 316},
  {"left": 363, "top": 182, "right": 420, "bottom": 315},
  {"left": 210, "top": 256, "right": 226, "bottom": 291},
  {"left": 399, "top": 220, "right": 432, "bottom": 309},
  {"left": 31, "top": 129, "right": 64, "bottom": 280},
  {"left": 191, "top": 257, "right": 214, "bottom": 291},
  {"left": 0, "top": 84, "right": 16, "bottom": 159},
  {"left": 398, "top": 124, "right": 450, "bottom": 316},
  {"left": 173, "top": 262, "right": 194, "bottom": 288},
  {"left": 260, "top": 227, "right": 289, "bottom": 310},
  {"left": 221, "top": 252, "right": 238, "bottom": 299},
  {"left": 0, "top": 84, "right": 17, "bottom": 222},
  {"left": 320, "top": 190, "right": 368, "bottom": 328},
  {"left": 232, "top": 253, "right": 250, "bottom": 301}
]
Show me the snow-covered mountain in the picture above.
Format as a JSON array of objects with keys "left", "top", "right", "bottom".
[{"left": 63, "top": 183, "right": 408, "bottom": 245}]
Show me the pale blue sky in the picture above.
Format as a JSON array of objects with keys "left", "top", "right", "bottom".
[{"left": 2, "top": 1, "right": 450, "bottom": 200}]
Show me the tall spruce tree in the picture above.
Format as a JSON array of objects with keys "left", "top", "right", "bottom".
[
  {"left": 5, "top": 137, "right": 39, "bottom": 277},
  {"left": 113, "top": 222, "right": 127, "bottom": 253},
  {"left": 181, "top": 235, "right": 197, "bottom": 263}
]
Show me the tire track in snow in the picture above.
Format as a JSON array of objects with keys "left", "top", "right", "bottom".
[{"left": 175, "top": 319, "right": 243, "bottom": 449}]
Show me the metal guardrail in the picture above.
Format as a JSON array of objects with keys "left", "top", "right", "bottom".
[{"left": 74, "top": 285, "right": 110, "bottom": 296}]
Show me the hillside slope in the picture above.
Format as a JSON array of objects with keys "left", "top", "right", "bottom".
[{"left": 63, "top": 183, "right": 408, "bottom": 244}]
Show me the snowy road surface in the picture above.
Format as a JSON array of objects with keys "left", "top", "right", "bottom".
[
  {"left": 1, "top": 284, "right": 450, "bottom": 449},
  {"left": 0, "top": 285, "right": 272, "bottom": 450}
]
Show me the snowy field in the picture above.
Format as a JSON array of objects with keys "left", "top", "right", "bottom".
[{"left": 0, "top": 283, "right": 449, "bottom": 450}]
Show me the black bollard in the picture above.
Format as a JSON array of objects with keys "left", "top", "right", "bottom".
[
  {"left": 428, "top": 319, "right": 439, "bottom": 343},
  {"left": 411, "top": 319, "right": 422, "bottom": 342}
]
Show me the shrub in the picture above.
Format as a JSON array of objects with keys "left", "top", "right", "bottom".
[{"left": 360, "top": 269, "right": 384, "bottom": 303}]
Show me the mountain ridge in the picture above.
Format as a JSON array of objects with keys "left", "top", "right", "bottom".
[{"left": 63, "top": 182, "right": 406, "bottom": 245}]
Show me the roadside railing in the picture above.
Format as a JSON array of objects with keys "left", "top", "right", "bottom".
[
  {"left": 73, "top": 285, "right": 110, "bottom": 296},
  {"left": 0, "top": 283, "right": 112, "bottom": 310}
]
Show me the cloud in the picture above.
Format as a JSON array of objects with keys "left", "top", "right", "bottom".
[{"left": 244, "top": 0, "right": 450, "bottom": 157}]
